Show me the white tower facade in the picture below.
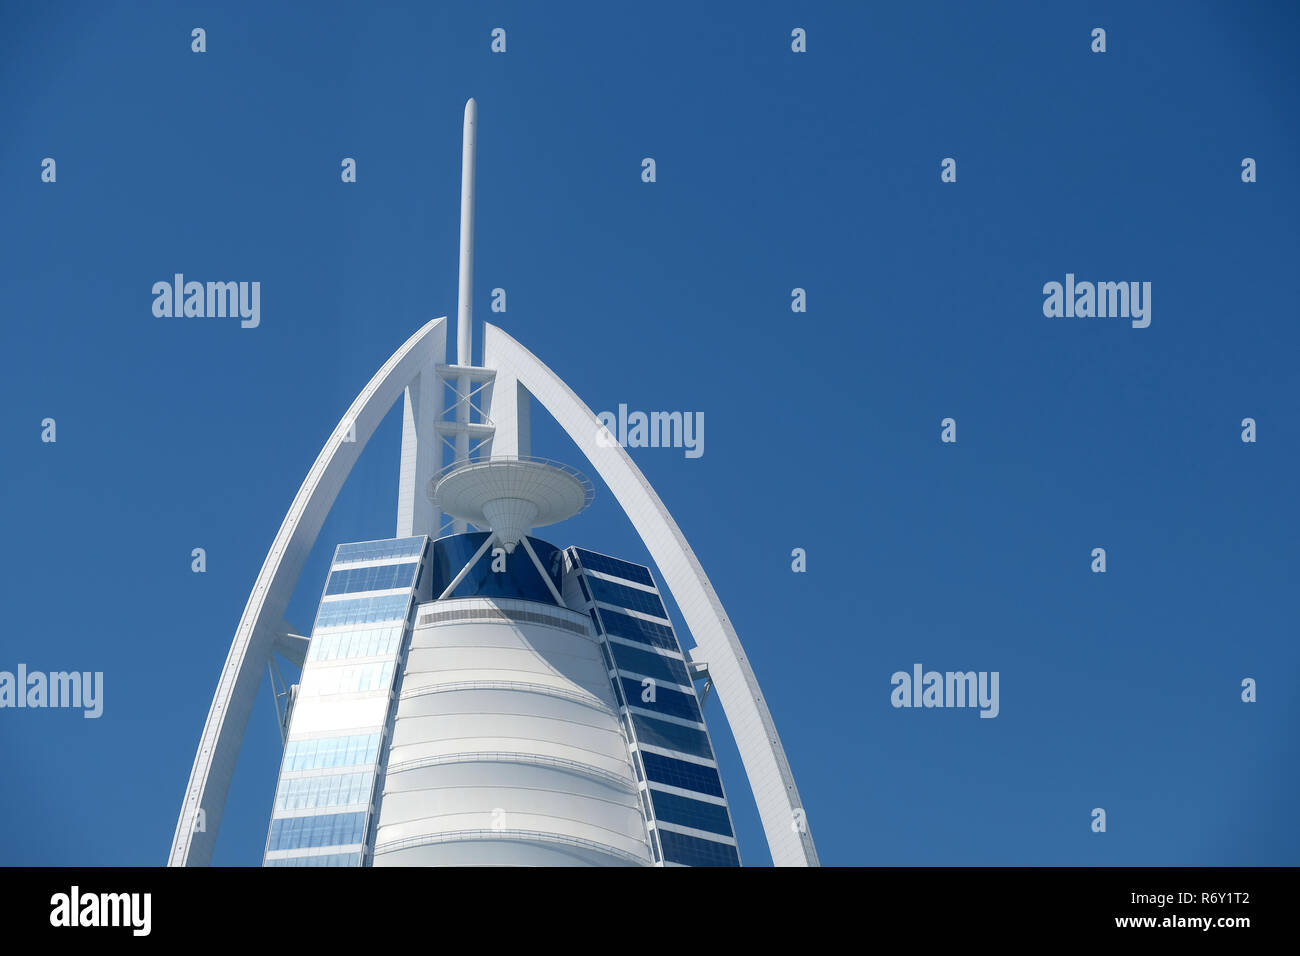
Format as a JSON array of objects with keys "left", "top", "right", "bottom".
[
  {"left": 170, "top": 100, "right": 818, "bottom": 867},
  {"left": 374, "top": 593, "right": 650, "bottom": 866}
]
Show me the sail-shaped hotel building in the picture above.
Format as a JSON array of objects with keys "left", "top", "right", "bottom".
[{"left": 169, "top": 100, "right": 818, "bottom": 868}]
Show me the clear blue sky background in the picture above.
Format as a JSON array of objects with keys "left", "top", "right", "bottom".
[{"left": 1, "top": 1, "right": 1296, "bottom": 866}]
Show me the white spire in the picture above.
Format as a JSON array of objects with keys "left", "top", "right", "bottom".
[{"left": 456, "top": 98, "right": 477, "bottom": 367}]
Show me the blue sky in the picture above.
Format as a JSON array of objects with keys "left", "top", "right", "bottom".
[{"left": 1, "top": 1, "right": 1297, "bottom": 866}]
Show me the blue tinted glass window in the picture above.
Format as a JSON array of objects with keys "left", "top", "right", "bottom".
[
  {"left": 650, "top": 791, "right": 733, "bottom": 836},
  {"left": 335, "top": 537, "right": 426, "bottom": 563},
  {"left": 325, "top": 561, "right": 418, "bottom": 595},
  {"left": 572, "top": 549, "right": 655, "bottom": 587},
  {"left": 621, "top": 677, "right": 701, "bottom": 722},
  {"left": 274, "top": 771, "right": 374, "bottom": 812},
  {"left": 429, "top": 532, "right": 562, "bottom": 605},
  {"left": 599, "top": 608, "right": 680, "bottom": 652},
  {"left": 283, "top": 733, "right": 381, "bottom": 772},
  {"left": 587, "top": 576, "right": 667, "bottom": 618},
  {"left": 314, "top": 594, "right": 410, "bottom": 629},
  {"left": 264, "top": 852, "right": 360, "bottom": 867},
  {"left": 598, "top": 641, "right": 615, "bottom": 673},
  {"left": 631, "top": 714, "right": 714, "bottom": 760},
  {"left": 657, "top": 828, "right": 740, "bottom": 867},
  {"left": 266, "top": 811, "right": 367, "bottom": 851},
  {"left": 307, "top": 625, "right": 403, "bottom": 663},
  {"left": 577, "top": 575, "right": 591, "bottom": 603},
  {"left": 608, "top": 642, "right": 691, "bottom": 686},
  {"left": 641, "top": 752, "right": 724, "bottom": 798}
]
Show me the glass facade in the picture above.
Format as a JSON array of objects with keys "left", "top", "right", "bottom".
[
  {"left": 307, "top": 625, "right": 404, "bottom": 663},
  {"left": 264, "top": 852, "right": 362, "bottom": 868},
  {"left": 629, "top": 713, "right": 714, "bottom": 759},
  {"left": 267, "top": 811, "right": 368, "bottom": 851},
  {"left": 570, "top": 548, "right": 655, "bottom": 588},
  {"left": 567, "top": 547, "right": 740, "bottom": 867},
  {"left": 586, "top": 575, "right": 668, "bottom": 619},
  {"left": 282, "top": 733, "right": 381, "bottom": 772},
  {"left": 326, "top": 561, "right": 419, "bottom": 595},
  {"left": 640, "top": 751, "right": 725, "bottom": 798},
  {"left": 428, "top": 532, "right": 563, "bottom": 605},
  {"left": 274, "top": 771, "right": 375, "bottom": 811},
  {"left": 264, "top": 536, "right": 428, "bottom": 867},
  {"left": 596, "top": 607, "right": 679, "bottom": 652},
  {"left": 607, "top": 640, "right": 692, "bottom": 687},
  {"left": 314, "top": 593, "right": 412, "bottom": 629},
  {"left": 619, "top": 677, "right": 702, "bottom": 721},
  {"left": 649, "top": 791, "right": 734, "bottom": 836},
  {"left": 657, "top": 828, "right": 741, "bottom": 867},
  {"left": 335, "top": 538, "right": 426, "bottom": 563}
]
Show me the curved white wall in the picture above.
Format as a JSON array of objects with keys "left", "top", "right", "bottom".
[{"left": 372, "top": 597, "right": 651, "bottom": 867}]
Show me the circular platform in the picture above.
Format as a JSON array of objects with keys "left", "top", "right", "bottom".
[{"left": 433, "top": 457, "right": 594, "bottom": 551}]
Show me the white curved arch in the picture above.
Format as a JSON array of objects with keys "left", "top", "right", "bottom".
[
  {"left": 168, "top": 317, "right": 446, "bottom": 866},
  {"left": 482, "top": 323, "right": 819, "bottom": 866}
]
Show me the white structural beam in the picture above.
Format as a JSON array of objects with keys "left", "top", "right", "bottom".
[
  {"left": 483, "top": 371, "right": 530, "bottom": 459},
  {"left": 519, "top": 534, "right": 565, "bottom": 605},
  {"left": 168, "top": 317, "right": 447, "bottom": 867},
  {"left": 452, "top": 98, "right": 478, "bottom": 535},
  {"left": 436, "top": 532, "right": 498, "bottom": 600},
  {"left": 397, "top": 363, "right": 442, "bottom": 537},
  {"left": 481, "top": 323, "right": 819, "bottom": 866},
  {"left": 271, "top": 631, "right": 311, "bottom": 669},
  {"left": 456, "top": 97, "right": 477, "bottom": 369}
]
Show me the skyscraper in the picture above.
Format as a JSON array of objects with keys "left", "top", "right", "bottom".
[{"left": 170, "top": 99, "right": 818, "bottom": 867}]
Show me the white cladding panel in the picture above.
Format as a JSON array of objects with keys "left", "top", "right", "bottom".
[
  {"left": 373, "top": 599, "right": 651, "bottom": 866},
  {"left": 375, "top": 839, "right": 638, "bottom": 867},
  {"left": 283, "top": 695, "right": 391, "bottom": 736}
]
